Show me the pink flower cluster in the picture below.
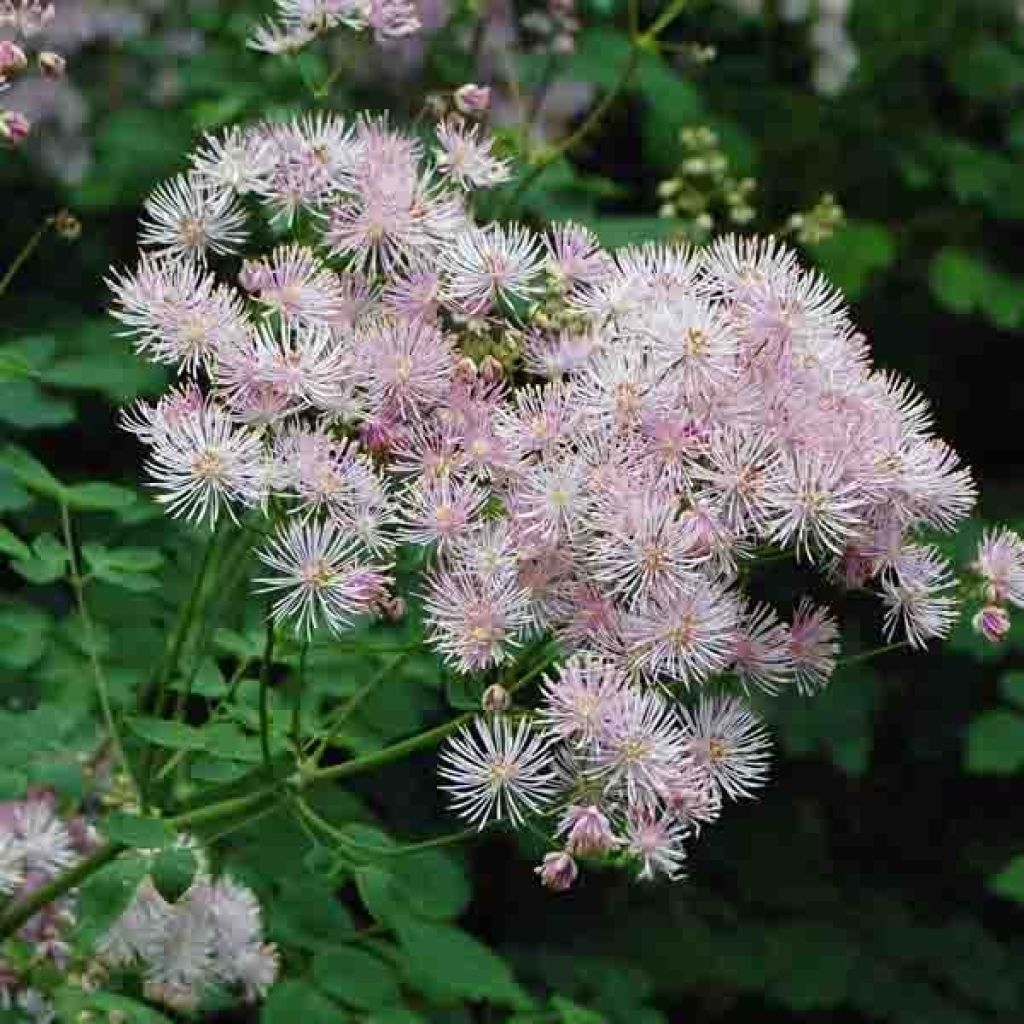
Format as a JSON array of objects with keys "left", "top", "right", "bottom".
[
  {"left": 0, "top": 790, "right": 97, "bottom": 1020},
  {"left": 99, "top": 864, "right": 278, "bottom": 1012},
  {"left": 971, "top": 527, "right": 1024, "bottom": 643},
  {"left": 111, "top": 111, "right": 976, "bottom": 885},
  {"left": 248, "top": 0, "right": 420, "bottom": 53}
]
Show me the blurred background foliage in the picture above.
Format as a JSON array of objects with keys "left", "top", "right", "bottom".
[{"left": 3, "top": 0, "right": 1024, "bottom": 1021}]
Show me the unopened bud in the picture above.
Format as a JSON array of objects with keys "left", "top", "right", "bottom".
[
  {"left": 481, "top": 683, "right": 511, "bottom": 713},
  {"left": 238, "top": 259, "right": 268, "bottom": 293},
  {"left": 378, "top": 594, "right": 407, "bottom": 623},
  {"left": 454, "top": 83, "right": 491, "bottom": 116},
  {"left": 535, "top": 851, "right": 578, "bottom": 892},
  {"left": 53, "top": 208, "right": 81, "bottom": 240},
  {"left": 37, "top": 50, "right": 66, "bottom": 79},
  {"left": 0, "top": 110, "right": 31, "bottom": 147},
  {"left": 0, "top": 40, "right": 28, "bottom": 77},
  {"left": 453, "top": 356, "right": 478, "bottom": 384},
  {"left": 478, "top": 354, "right": 505, "bottom": 384},
  {"left": 973, "top": 605, "right": 1011, "bottom": 644}
]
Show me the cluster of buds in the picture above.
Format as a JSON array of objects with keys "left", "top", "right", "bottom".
[
  {"left": 1, "top": 0, "right": 65, "bottom": 150},
  {"left": 521, "top": 0, "right": 581, "bottom": 55},
  {"left": 971, "top": 528, "right": 1024, "bottom": 644},
  {"left": 785, "top": 192, "right": 845, "bottom": 246},
  {"left": 657, "top": 125, "right": 757, "bottom": 241}
]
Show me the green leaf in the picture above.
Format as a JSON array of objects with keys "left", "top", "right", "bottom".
[
  {"left": 965, "top": 710, "right": 1024, "bottom": 774},
  {"left": 102, "top": 812, "right": 176, "bottom": 848},
  {"left": 312, "top": 947, "right": 401, "bottom": 1010},
  {"left": 811, "top": 221, "right": 897, "bottom": 298},
  {"left": 551, "top": 996, "right": 609, "bottom": 1024},
  {"left": 11, "top": 534, "right": 68, "bottom": 585},
  {"left": 0, "top": 444, "right": 65, "bottom": 500},
  {"left": 0, "top": 381, "right": 75, "bottom": 429},
  {"left": 151, "top": 846, "right": 199, "bottom": 903},
  {"left": 125, "top": 716, "right": 207, "bottom": 752},
  {"left": 928, "top": 247, "right": 986, "bottom": 315},
  {"left": 365, "top": 1011, "right": 426, "bottom": 1024},
  {"left": 395, "top": 918, "right": 532, "bottom": 1009},
  {"left": 262, "top": 981, "right": 347, "bottom": 1024},
  {"left": 64, "top": 482, "right": 139, "bottom": 512},
  {"left": 1000, "top": 672, "right": 1024, "bottom": 710},
  {"left": 0, "top": 350, "right": 34, "bottom": 382},
  {"left": 0, "top": 605, "right": 51, "bottom": 669},
  {"left": 82, "top": 543, "right": 164, "bottom": 592},
  {"left": 54, "top": 990, "right": 175, "bottom": 1024},
  {"left": 0, "top": 524, "right": 31, "bottom": 560},
  {"left": 0, "top": 767, "right": 28, "bottom": 799},
  {"left": 269, "top": 877, "right": 355, "bottom": 952},
  {"left": 990, "top": 854, "right": 1024, "bottom": 902},
  {"left": 950, "top": 40, "right": 1024, "bottom": 100},
  {"left": 74, "top": 855, "right": 149, "bottom": 944}
]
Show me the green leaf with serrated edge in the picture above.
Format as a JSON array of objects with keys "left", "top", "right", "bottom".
[
  {"left": 312, "top": 947, "right": 401, "bottom": 1009},
  {"left": 74, "top": 855, "right": 149, "bottom": 944},
  {"left": 395, "top": 918, "right": 532, "bottom": 1008},
  {"left": 102, "top": 812, "right": 176, "bottom": 848},
  {"left": 125, "top": 715, "right": 207, "bottom": 751},
  {"left": 0, "top": 524, "right": 31, "bottom": 560},
  {"left": 54, "top": 990, "right": 175, "bottom": 1024},
  {"left": 63, "top": 482, "right": 138, "bottom": 511},
  {"left": 0, "top": 444, "right": 65, "bottom": 499},
  {"left": 262, "top": 980, "right": 346, "bottom": 1024}
]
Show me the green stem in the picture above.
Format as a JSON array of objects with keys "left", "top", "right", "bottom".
[
  {"left": 308, "top": 652, "right": 411, "bottom": 762},
  {"left": 59, "top": 502, "right": 138, "bottom": 798},
  {"left": 838, "top": 641, "right": 908, "bottom": 667},
  {"left": 499, "top": 0, "right": 688, "bottom": 214},
  {"left": 258, "top": 613, "right": 276, "bottom": 773},
  {"left": 0, "top": 218, "right": 52, "bottom": 300},
  {"left": 0, "top": 644, "right": 562, "bottom": 940}
]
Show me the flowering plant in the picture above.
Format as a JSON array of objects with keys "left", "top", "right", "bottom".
[{"left": 3, "top": 1, "right": 1024, "bottom": 1021}]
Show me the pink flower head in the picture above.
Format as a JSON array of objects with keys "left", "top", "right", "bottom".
[
  {"left": 974, "top": 527, "right": 1024, "bottom": 608},
  {"left": 439, "top": 223, "right": 544, "bottom": 313},
  {"left": 423, "top": 567, "right": 531, "bottom": 671},
  {"left": 439, "top": 716, "right": 556, "bottom": 827},
  {"left": 454, "top": 83, "right": 491, "bottom": 116},
  {"left": 626, "top": 809, "right": 687, "bottom": 881},
  {"left": 0, "top": 109, "right": 30, "bottom": 147},
  {"left": 880, "top": 545, "right": 958, "bottom": 649},
  {"left": 255, "top": 519, "right": 393, "bottom": 636},
  {"left": 434, "top": 119, "right": 510, "bottom": 190},
  {"left": 678, "top": 694, "right": 771, "bottom": 802},
  {"left": 535, "top": 851, "right": 578, "bottom": 892},
  {"left": 973, "top": 605, "right": 1011, "bottom": 644},
  {"left": 538, "top": 655, "right": 625, "bottom": 744},
  {"left": 558, "top": 804, "right": 618, "bottom": 856},
  {"left": 787, "top": 598, "right": 839, "bottom": 694}
]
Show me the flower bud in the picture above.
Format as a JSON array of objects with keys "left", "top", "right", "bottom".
[
  {"left": 478, "top": 355, "right": 505, "bottom": 384},
  {"left": 561, "top": 804, "right": 617, "bottom": 856},
  {"left": 453, "top": 356, "right": 478, "bottom": 384},
  {"left": 53, "top": 208, "right": 81, "bottom": 240},
  {"left": 481, "top": 683, "right": 511, "bottom": 713},
  {"left": 454, "top": 83, "right": 491, "bottom": 116},
  {"left": 972, "top": 605, "right": 1011, "bottom": 644},
  {"left": 0, "top": 40, "right": 28, "bottom": 77},
  {"left": 0, "top": 109, "right": 31, "bottom": 148},
  {"left": 238, "top": 259, "right": 268, "bottom": 293},
  {"left": 535, "top": 851, "right": 578, "bottom": 892},
  {"left": 37, "top": 50, "right": 66, "bottom": 79}
]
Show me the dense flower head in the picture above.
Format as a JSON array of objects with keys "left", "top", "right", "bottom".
[{"left": 114, "top": 109, "right": 979, "bottom": 888}]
